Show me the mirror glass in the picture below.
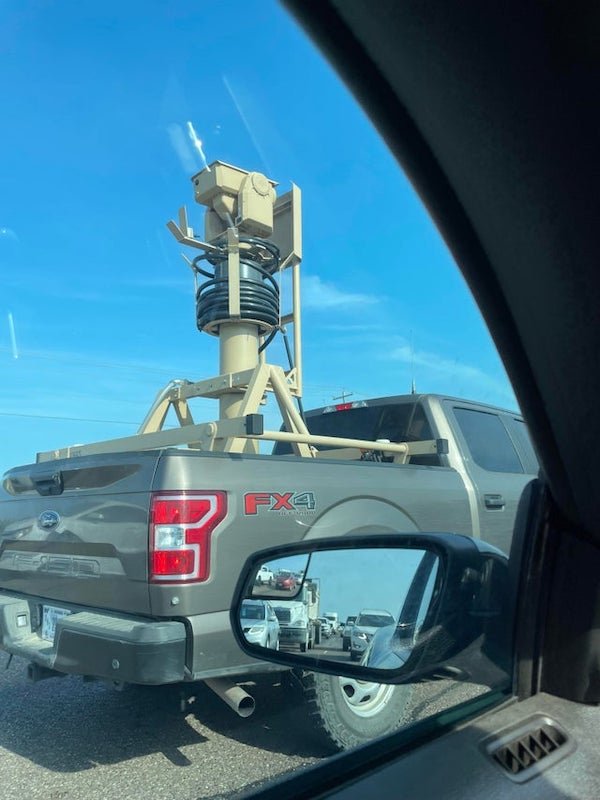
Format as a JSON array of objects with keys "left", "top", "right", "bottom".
[{"left": 240, "top": 547, "right": 440, "bottom": 670}]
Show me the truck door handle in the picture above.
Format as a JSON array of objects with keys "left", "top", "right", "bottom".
[{"left": 484, "top": 494, "right": 505, "bottom": 510}]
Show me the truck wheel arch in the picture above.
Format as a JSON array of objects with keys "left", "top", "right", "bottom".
[{"left": 302, "top": 497, "right": 420, "bottom": 540}]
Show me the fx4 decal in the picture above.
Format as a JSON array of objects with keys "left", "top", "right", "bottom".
[{"left": 244, "top": 492, "right": 316, "bottom": 515}]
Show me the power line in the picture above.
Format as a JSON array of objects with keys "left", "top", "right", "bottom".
[
  {"left": 0, "top": 347, "right": 372, "bottom": 396},
  {"left": 0, "top": 411, "right": 139, "bottom": 426},
  {"left": 0, "top": 346, "right": 182, "bottom": 377}
]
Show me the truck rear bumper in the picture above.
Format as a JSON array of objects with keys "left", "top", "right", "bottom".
[
  {"left": 279, "top": 627, "right": 308, "bottom": 643},
  {"left": 0, "top": 593, "right": 186, "bottom": 685}
]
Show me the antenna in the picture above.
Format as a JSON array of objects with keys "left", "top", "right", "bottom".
[
  {"left": 186, "top": 121, "right": 211, "bottom": 172},
  {"left": 333, "top": 389, "right": 353, "bottom": 403},
  {"left": 160, "top": 160, "right": 306, "bottom": 454}
]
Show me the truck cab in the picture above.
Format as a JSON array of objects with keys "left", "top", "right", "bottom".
[{"left": 274, "top": 602, "right": 312, "bottom": 651}]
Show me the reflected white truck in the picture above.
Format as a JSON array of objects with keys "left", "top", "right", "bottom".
[
  {"left": 0, "top": 394, "right": 537, "bottom": 752},
  {"left": 255, "top": 565, "right": 274, "bottom": 586},
  {"left": 274, "top": 578, "right": 320, "bottom": 652},
  {"left": 324, "top": 612, "right": 340, "bottom": 634}
]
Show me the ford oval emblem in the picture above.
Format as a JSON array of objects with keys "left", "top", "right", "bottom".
[{"left": 38, "top": 510, "right": 60, "bottom": 529}]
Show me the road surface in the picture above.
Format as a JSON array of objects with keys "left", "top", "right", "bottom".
[{"left": 0, "top": 651, "right": 488, "bottom": 800}]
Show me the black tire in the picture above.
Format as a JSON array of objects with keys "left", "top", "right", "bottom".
[{"left": 294, "top": 670, "right": 413, "bottom": 753}]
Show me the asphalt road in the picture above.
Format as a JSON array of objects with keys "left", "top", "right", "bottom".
[
  {"left": 0, "top": 649, "right": 488, "bottom": 800},
  {"left": 279, "top": 629, "right": 351, "bottom": 663}
]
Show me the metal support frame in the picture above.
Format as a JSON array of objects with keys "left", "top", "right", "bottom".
[
  {"left": 133, "top": 362, "right": 311, "bottom": 456},
  {"left": 131, "top": 166, "right": 306, "bottom": 459},
  {"left": 36, "top": 161, "right": 440, "bottom": 466},
  {"left": 37, "top": 410, "right": 443, "bottom": 464}
]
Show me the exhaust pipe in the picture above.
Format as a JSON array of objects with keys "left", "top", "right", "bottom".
[{"left": 204, "top": 677, "right": 255, "bottom": 718}]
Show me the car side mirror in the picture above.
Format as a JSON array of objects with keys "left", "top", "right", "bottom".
[{"left": 231, "top": 533, "right": 511, "bottom": 687}]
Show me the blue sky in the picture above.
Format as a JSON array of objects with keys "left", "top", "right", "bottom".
[
  {"left": 260, "top": 549, "right": 428, "bottom": 623},
  {"left": 0, "top": 0, "right": 515, "bottom": 473}
]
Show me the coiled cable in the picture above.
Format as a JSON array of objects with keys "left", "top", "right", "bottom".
[{"left": 193, "top": 237, "right": 280, "bottom": 339}]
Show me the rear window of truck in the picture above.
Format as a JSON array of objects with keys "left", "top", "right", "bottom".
[{"left": 273, "top": 401, "right": 439, "bottom": 464}]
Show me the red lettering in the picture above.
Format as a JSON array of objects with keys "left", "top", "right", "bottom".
[
  {"left": 271, "top": 492, "right": 294, "bottom": 511},
  {"left": 244, "top": 493, "right": 271, "bottom": 515}
]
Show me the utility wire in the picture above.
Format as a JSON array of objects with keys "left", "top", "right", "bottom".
[
  {"left": 1, "top": 348, "right": 371, "bottom": 400},
  {"left": 0, "top": 411, "right": 140, "bottom": 426},
  {"left": 0, "top": 346, "right": 181, "bottom": 376}
]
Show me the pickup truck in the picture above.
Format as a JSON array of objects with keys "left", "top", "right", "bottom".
[
  {"left": 254, "top": 565, "right": 274, "bottom": 586},
  {"left": 323, "top": 612, "right": 340, "bottom": 634},
  {"left": 0, "top": 392, "right": 537, "bottom": 750}
]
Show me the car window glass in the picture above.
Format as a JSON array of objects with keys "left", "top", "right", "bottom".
[
  {"left": 0, "top": 1, "right": 522, "bottom": 795},
  {"left": 241, "top": 603, "right": 265, "bottom": 620},
  {"left": 453, "top": 407, "right": 524, "bottom": 473},
  {"left": 356, "top": 613, "right": 396, "bottom": 627},
  {"left": 509, "top": 418, "right": 540, "bottom": 473}
]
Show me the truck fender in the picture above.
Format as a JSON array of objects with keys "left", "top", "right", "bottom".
[{"left": 302, "top": 497, "right": 419, "bottom": 540}]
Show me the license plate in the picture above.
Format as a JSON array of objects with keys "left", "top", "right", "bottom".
[{"left": 41, "top": 605, "right": 71, "bottom": 642}]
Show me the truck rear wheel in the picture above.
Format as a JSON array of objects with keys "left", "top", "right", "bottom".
[{"left": 294, "top": 670, "right": 412, "bottom": 752}]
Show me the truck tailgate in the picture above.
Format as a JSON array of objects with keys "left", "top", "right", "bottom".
[{"left": 0, "top": 453, "right": 160, "bottom": 614}]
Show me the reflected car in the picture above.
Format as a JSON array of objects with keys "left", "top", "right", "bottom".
[
  {"left": 342, "top": 615, "right": 357, "bottom": 651},
  {"left": 254, "top": 564, "right": 274, "bottom": 586},
  {"left": 274, "top": 571, "right": 297, "bottom": 591},
  {"left": 324, "top": 613, "right": 339, "bottom": 634},
  {"left": 360, "top": 624, "right": 409, "bottom": 670},
  {"left": 317, "top": 617, "right": 333, "bottom": 637},
  {"left": 350, "top": 609, "right": 396, "bottom": 661},
  {"left": 240, "top": 600, "right": 280, "bottom": 650}
]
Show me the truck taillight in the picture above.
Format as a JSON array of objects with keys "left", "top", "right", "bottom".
[
  {"left": 322, "top": 401, "right": 368, "bottom": 413},
  {"left": 334, "top": 403, "right": 353, "bottom": 411},
  {"left": 149, "top": 492, "right": 227, "bottom": 583}
]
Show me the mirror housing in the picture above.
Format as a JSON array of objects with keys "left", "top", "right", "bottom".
[{"left": 230, "top": 533, "right": 510, "bottom": 687}]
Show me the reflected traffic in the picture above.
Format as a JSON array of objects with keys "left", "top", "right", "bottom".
[{"left": 242, "top": 546, "right": 439, "bottom": 670}]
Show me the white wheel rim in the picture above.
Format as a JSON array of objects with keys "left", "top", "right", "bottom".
[{"left": 338, "top": 677, "right": 396, "bottom": 718}]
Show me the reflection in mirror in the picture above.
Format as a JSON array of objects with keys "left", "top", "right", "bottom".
[
  {"left": 243, "top": 548, "right": 439, "bottom": 668},
  {"left": 251, "top": 554, "right": 309, "bottom": 598}
]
